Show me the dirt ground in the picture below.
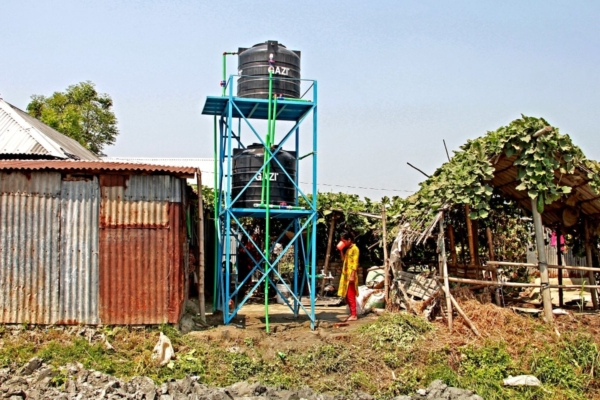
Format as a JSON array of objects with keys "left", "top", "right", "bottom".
[{"left": 190, "top": 302, "right": 379, "bottom": 359}]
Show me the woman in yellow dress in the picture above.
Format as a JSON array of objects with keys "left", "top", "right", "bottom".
[{"left": 337, "top": 232, "right": 359, "bottom": 321}]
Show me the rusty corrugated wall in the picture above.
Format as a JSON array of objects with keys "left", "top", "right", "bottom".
[
  {"left": 59, "top": 176, "right": 100, "bottom": 324},
  {"left": 0, "top": 172, "right": 62, "bottom": 323},
  {"left": 98, "top": 175, "right": 186, "bottom": 324},
  {"left": 0, "top": 171, "right": 188, "bottom": 325}
]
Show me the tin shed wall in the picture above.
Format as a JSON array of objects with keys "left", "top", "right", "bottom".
[
  {"left": 98, "top": 175, "right": 185, "bottom": 324},
  {"left": 59, "top": 177, "right": 100, "bottom": 324},
  {"left": 0, "top": 172, "right": 62, "bottom": 324}
]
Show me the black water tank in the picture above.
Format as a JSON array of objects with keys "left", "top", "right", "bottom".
[
  {"left": 232, "top": 144, "right": 297, "bottom": 208},
  {"left": 237, "top": 40, "right": 301, "bottom": 99}
]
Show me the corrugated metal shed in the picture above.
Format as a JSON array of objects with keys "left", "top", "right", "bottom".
[
  {"left": 98, "top": 174, "right": 185, "bottom": 324},
  {"left": 0, "top": 172, "right": 62, "bottom": 324},
  {"left": 0, "top": 99, "right": 99, "bottom": 160},
  {"left": 0, "top": 165, "right": 191, "bottom": 325},
  {"left": 59, "top": 176, "right": 100, "bottom": 324}
]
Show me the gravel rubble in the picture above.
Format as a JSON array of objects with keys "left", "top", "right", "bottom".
[{"left": 0, "top": 358, "right": 482, "bottom": 400}]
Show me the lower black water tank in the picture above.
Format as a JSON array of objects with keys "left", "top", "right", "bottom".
[{"left": 232, "top": 144, "right": 297, "bottom": 208}]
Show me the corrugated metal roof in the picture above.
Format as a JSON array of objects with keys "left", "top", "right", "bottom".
[
  {"left": 103, "top": 157, "right": 213, "bottom": 186},
  {"left": 0, "top": 99, "right": 100, "bottom": 161},
  {"left": 0, "top": 160, "right": 197, "bottom": 177}
]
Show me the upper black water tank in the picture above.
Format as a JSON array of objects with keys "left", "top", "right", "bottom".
[
  {"left": 232, "top": 143, "right": 297, "bottom": 208},
  {"left": 237, "top": 40, "right": 301, "bottom": 99}
]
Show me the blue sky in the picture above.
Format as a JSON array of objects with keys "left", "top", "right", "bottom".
[{"left": 2, "top": 1, "right": 600, "bottom": 198}]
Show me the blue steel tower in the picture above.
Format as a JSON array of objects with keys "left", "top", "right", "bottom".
[{"left": 201, "top": 41, "right": 318, "bottom": 331}]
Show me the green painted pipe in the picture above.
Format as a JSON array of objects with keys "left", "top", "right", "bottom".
[
  {"left": 221, "top": 52, "right": 237, "bottom": 97},
  {"left": 213, "top": 116, "right": 219, "bottom": 312},
  {"left": 280, "top": 98, "right": 312, "bottom": 102},
  {"left": 264, "top": 69, "right": 274, "bottom": 333},
  {"left": 261, "top": 70, "right": 274, "bottom": 205},
  {"left": 271, "top": 96, "right": 278, "bottom": 144},
  {"left": 222, "top": 54, "right": 226, "bottom": 97}
]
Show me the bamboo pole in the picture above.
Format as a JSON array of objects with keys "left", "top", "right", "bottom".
[
  {"left": 406, "top": 162, "right": 430, "bottom": 178},
  {"left": 531, "top": 198, "right": 554, "bottom": 324},
  {"left": 585, "top": 219, "right": 599, "bottom": 309},
  {"left": 550, "top": 284, "right": 600, "bottom": 289},
  {"left": 472, "top": 219, "right": 481, "bottom": 267},
  {"left": 486, "top": 227, "right": 501, "bottom": 306},
  {"left": 556, "top": 228, "right": 564, "bottom": 307},
  {"left": 446, "top": 288, "right": 481, "bottom": 337},
  {"left": 441, "top": 277, "right": 537, "bottom": 288},
  {"left": 448, "top": 224, "right": 458, "bottom": 265},
  {"left": 487, "top": 261, "right": 538, "bottom": 267},
  {"left": 465, "top": 205, "right": 477, "bottom": 276},
  {"left": 547, "top": 264, "right": 600, "bottom": 272},
  {"left": 437, "top": 278, "right": 481, "bottom": 337},
  {"left": 533, "top": 126, "right": 553, "bottom": 138},
  {"left": 320, "top": 214, "right": 337, "bottom": 297},
  {"left": 382, "top": 205, "right": 390, "bottom": 303},
  {"left": 395, "top": 280, "right": 415, "bottom": 314},
  {"left": 452, "top": 264, "right": 498, "bottom": 272},
  {"left": 486, "top": 260, "right": 600, "bottom": 272},
  {"left": 439, "top": 215, "right": 453, "bottom": 331},
  {"left": 197, "top": 170, "right": 206, "bottom": 321},
  {"left": 439, "top": 276, "right": 600, "bottom": 289}
]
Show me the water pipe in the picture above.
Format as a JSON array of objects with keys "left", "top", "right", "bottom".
[
  {"left": 261, "top": 66, "right": 274, "bottom": 205},
  {"left": 271, "top": 95, "right": 278, "bottom": 144},
  {"left": 221, "top": 52, "right": 237, "bottom": 97},
  {"left": 263, "top": 65, "right": 275, "bottom": 333},
  {"left": 213, "top": 115, "right": 218, "bottom": 311},
  {"left": 253, "top": 204, "right": 305, "bottom": 210},
  {"left": 276, "top": 97, "right": 312, "bottom": 102}
]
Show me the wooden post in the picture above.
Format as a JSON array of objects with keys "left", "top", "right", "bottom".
[
  {"left": 320, "top": 214, "right": 337, "bottom": 297},
  {"left": 439, "top": 214, "right": 453, "bottom": 331},
  {"left": 584, "top": 219, "right": 599, "bottom": 310},
  {"left": 382, "top": 205, "right": 390, "bottom": 303},
  {"left": 197, "top": 169, "right": 206, "bottom": 321},
  {"left": 465, "top": 205, "right": 476, "bottom": 277},
  {"left": 531, "top": 198, "right": 553, "bottom": 324},
  {"left": 486, "top": 227, "right": 501, "bottom": 306},
  {"left": 448, "top": 224, "right": 458, "bottom": 265},
  {"left": 459, "top": 220, "right": 467, "bottom": 272},
  {"left": 556, "top": 228, "right": 564, "bottom": 308},
  {"left": 472, "top": 219, "right": 481, "bottom": 268}
]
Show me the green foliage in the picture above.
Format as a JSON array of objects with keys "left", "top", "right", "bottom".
[
  {"left": 359, "top": 312, "right": 433, "bottom": 350},
  {"left": 401, "top": 115, "right": 600, "bottom": 230},
  {"left": 27, "top": 81, "right": 118, "bottom": 155},
  {"left": 531, "top": 354, "right": 584, "bottom": 391},
  {"left": 460, "top": 342, "right": 513, "bottom": 382},
  {"left": 559, "top": 333, "right": 600, "bottom": 378},
  {"left": 1, "top": 321, "right": 600, "bottom": 399},
  {"left": 200, "top": 185, "right": 216, "bottom": 213},
  {"left": 457, "top": 343, "right": 545, "bottom": 400}
]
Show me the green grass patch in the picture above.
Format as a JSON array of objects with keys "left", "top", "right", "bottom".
[{"left": 0, "top": 313, "right": 599, "bottom": 399}]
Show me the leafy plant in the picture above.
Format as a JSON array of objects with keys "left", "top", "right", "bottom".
[
  {"left": 359, "top": 312, "right": 433, "bottom": 350},
  {"left": 398, "top": 115, "right": 600, "bottom": 232},
  {"left": 27, "top": 81, "right": 118, "bottom": 155}
]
